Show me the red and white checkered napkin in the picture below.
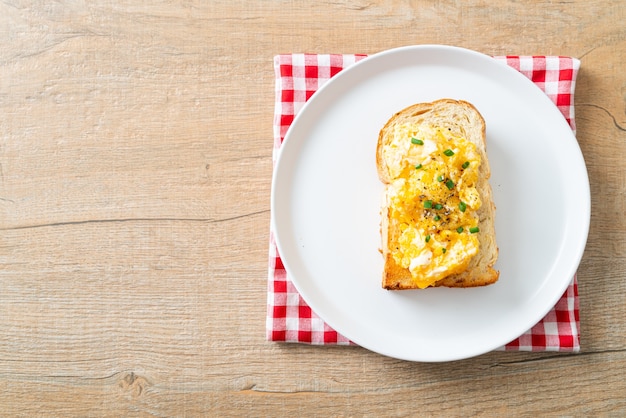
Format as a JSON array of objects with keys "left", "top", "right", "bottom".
[{"left": 268, "top": 53, "right": 581, "bottom": 352}]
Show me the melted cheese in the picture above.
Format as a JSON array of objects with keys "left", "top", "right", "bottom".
[{"left": 384, "top": 123, "right": 482, "bottom": 288}]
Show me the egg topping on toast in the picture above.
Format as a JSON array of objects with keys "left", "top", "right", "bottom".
[{"left": 383, "top": 124, "right": 482, "bottom": 289}]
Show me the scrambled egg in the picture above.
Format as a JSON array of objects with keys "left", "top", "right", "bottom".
[{"left": 383, "top": 123, "right": 482, "bottom": 288}]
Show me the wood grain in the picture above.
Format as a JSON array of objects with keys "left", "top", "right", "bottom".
[{"left": 0, "top": 0, "right": 624, "bottom": 415}]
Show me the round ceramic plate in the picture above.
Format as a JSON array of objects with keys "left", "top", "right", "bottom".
[{"left": 271, "top": 45, "right": 590, "bottom": 362}]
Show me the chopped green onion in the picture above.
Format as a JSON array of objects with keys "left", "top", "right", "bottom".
[
  {"left": 445, "top": 179, "right": 454, "bottom": 190},
  {"left": 442, "top": 248, "right": 447, "bottom": 254},
  {"left": 470, "top": 226, "right": 480, "bottom": 233},
  {"left": 443, "top": 149, "right": 455, "bottom": 157},
  {"left": 437, "top": 175, "right": 444, "bottom": 182},
  {"left": 411, "top": 137, "right": 424, "bottom": 145},
  {"left": 434, "top": 203, "right": 443, "bottom": 210},
  {"left": 462, "top": 161, "right": 470, "bottom": 169},
  {"left": 457, "top": 227, "right": 464, "bottom": 233},
  {"left": 434, "top": 215, "right": 441, "bottom": 221},
  {"left": 423, "top": 200, "right": 433, "bottom": 209},
  {"left": 415, "top": 164, "right": 422, "bottom": 169},
  {"left": 425, "top": 235, "right": 431, "bottom": 243},
  {"left": 459, "top": 201, "right": 467, "bottom": 212}
]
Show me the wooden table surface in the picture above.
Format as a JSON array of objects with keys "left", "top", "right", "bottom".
[{"left": 1, "top": 1, "right": 624, "bottom": 416}]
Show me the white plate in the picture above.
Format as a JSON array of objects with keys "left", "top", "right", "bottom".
[{"left": 271, "top": 45, "right": 590, "bottom": 362}]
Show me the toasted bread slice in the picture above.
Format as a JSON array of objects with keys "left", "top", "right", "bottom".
[{"left": 377, "top": 99, "right": 499, "bottom": 289}]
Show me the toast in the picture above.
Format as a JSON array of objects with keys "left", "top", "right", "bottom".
[{"left": 377, "top": 99, "right": 499, "bottom": 289}]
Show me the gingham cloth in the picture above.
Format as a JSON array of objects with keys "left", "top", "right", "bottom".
[{"left": 268, "top": 53, "right": 581, "bottom": 351}]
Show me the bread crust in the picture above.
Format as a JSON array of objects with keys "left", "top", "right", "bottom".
[{"left": 378, "top": 99, "right": 499, "bottom": 289}]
